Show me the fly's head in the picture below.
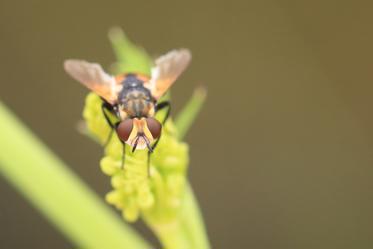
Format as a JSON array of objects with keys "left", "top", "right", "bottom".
[{"left": 116, "top": 117, "right": 162, "bottom": 151}]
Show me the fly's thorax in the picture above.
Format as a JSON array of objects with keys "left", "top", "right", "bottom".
[{"left": 118, "top": 87, "right": 155, "bottom": 118}]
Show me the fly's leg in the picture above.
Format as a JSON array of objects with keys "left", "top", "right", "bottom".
[
  {"left": 101, "top": 101, "right": 126, "bottom": 169},
  {"left": 120, "top": 140, "right": 126, "bottom": 169},
  {"left": 112, "top": 121, "right": 126, "bottom": 170},
  {"left": 101, "top": 101, "right": 117, "bottom": 147},
  {"left": 153, "top": 100, "right": 171, "bottom": 150},
  {"left": 147, "top": 101, "right": 171, "bottom": 177},
  {"left": 156, "top": 101, "right": 172, "bottom": 126},
  {"left": 146, "top": 153, "right": 151, "bottom": 177},
  {"left": 113, "top": 122, "right": 126, "bottom": 170}
]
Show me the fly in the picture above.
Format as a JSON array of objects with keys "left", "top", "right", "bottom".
[{"left": 64, "top": 49, "right": 191, "bottom": 172}]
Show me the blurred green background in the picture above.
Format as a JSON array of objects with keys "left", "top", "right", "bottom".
[{"left": 1, "top": 0, "right": 373, "bottom": 248}]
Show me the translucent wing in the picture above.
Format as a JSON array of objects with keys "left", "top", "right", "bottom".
[
  {"left": 148, "top": 49, "right": 191, "bottom": 100},
  {"left": 64, "top": 59, "right": 117, "bottom": 104}
]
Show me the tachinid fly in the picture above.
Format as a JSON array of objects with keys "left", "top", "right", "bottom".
[{"left": 64, "top": 49, "right": 191, "bottom": 168}]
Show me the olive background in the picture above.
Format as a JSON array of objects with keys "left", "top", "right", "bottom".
[{"left": 0, "top": 0, "right": 373, "bottom": 248}]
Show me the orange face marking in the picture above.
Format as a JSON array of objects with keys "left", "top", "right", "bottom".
[{"left": 125, "top": 118, "right": 155, "bottom": 150}]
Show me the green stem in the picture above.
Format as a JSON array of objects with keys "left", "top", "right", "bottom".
[
  {"left": 154, "top": 87, "right": 210, "bottom": 249},
  {"left": 0, "top": 102, "right": 150, "bottom": 249},
  {"left": 142, "top": 87, "right": 210, "bottom": 249},
  {"left": 175, "top": 86, "right": 207, "bottom": 140},
  {"left": 147, "top": 221, "right": 190, "bottom": 249},
  {"left": 181, "top": 184, "right": 211, "bottom": 249},
  {"left": 145, "top": 183, "right": 211, "bottom": 249}
]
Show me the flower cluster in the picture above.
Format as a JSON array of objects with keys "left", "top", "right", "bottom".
[{"left": 83, "top": 93, "right": 189, "bottom": 222}]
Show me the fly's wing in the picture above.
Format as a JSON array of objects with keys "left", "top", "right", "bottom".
[
  {"left": 147, "top": 49, "right": 191, "bottom": 100},
  {"left": 64, "top": 59, "right": 117, "bottom": 104}
]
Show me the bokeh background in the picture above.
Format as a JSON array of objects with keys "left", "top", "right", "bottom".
[{"left": 1, "top": 0, "right": 373, "bottom": 248}]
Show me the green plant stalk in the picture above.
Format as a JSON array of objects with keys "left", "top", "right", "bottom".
[
  {"left": 146, "top": 183, "right": 210, "bottom": 249},
  {"left": 174, "top": 88, "right": 210, "bottom": 249},
  {"left": 175, "top": 86, "right": 207, "bottom": 140},
  {"left": 0, "top": 102, "right": 150, "bottom": 249},
  {"left": 144, "top": 88, "right": 210, "bottom": 249},
  {"left": 181, "top": 183, "right": 210, "bottom": 249}
]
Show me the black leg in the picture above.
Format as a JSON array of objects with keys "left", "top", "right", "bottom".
[
  {"left": 101, "top": 101, "right": 117, "bottom": 128},
  {"left": 146, "top": 101, "right": 171, "bottom": 177},
  {"left": 101, "top": 102, "right": 118, "bottom": 147},
  {"left": 155, "top": 101, "right": 171, "bottom": 125},
  {"left": 101, "top": 101, "right": 126, "bottom": 169},
  {"left": 103, "top": 129, "right": 115, "bottom": 148},
  {"left": 147, "top": 151, "right": 151, "bottom": 177},
  {"left": 152, "top": 101, "right": 171, "bottom": 152},
  {"left": 121, "top": 141, "right": 126, "bottom": 169}
]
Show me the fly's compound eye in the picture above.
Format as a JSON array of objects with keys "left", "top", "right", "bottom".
[
  {"left": 146, "top": 117, "right": 162, "bottom": 139},
  {"left": 116, "top": 119, "right": 133, "bottom": 142}
]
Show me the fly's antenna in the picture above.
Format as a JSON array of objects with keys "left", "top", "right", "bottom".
[
  {"left": 132, "top": 136, "right": 140, "bottom": 152},
  {"left": 142, "top": 135, "right": 153, "bottom": 153}
]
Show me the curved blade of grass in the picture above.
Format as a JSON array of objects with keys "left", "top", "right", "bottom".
[
  {"left": 175, "top": 86, "right": 207, "bottom": 140},
  {"left": 0, "top": 102, "right": 150, "bottom": 249}
]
